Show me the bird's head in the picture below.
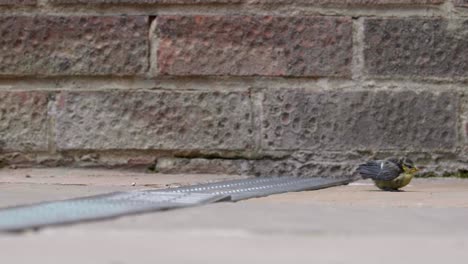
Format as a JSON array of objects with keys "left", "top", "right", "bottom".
[{"left": 398, "top": 157, "right": 419, "bottom": 174}]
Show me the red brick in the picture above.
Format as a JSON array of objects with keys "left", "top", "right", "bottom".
[
  {"left": 0, "top": 91, "right": 49, "bottom": 152},
  {"left": 0, "top": 16, "right": 148, "bottom": 76},
  {"left": 155, "top": 15, "right": 352, "bottom": 77},
  {"left": 0, "top": 0, "right": 36, "bottom": 5}
]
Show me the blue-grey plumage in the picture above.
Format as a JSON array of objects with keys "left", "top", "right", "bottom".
[{"left": 357, "top": 157, "right": 419, "bottom": 191}]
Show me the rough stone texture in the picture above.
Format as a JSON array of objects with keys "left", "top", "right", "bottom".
[
  {"left": 0, "top": 152, "right": 36, "bottom": 168},
  {"left": 250, "top": 159, "right": 357, "bottom": 178},
  {"left": 156, "top": 157, "right": 251, "bottom": 175},
  {"left": 261, "top": 89, "right": 458, "bottom": 151},
  {"left": 364, "top": 18, "right": 468, "bottom": 78},
  {"left": 0, "top": 16, "right": 148, "bottom": 76},
  {"left": 249, "top": 0, "right": 443, "bottom": 4},
  {"left": 0, "top": 0, "right": 36, "bottom": 5},
  {"left": 156, "top": 15, "right": 352, "bottom": 77},
  {"left": 0, "top": 92, "right": 49, "bottom": 152},
  {"left": 463, "top": 94, "right": 468, "bottom": 146},
  {"left": 51, "top": 0, "right": 240, "bottom": 3},
  {"left": 55, "top": 91, "right": 254, "bottom": 150},
  {"left": 50, "top": 0, "right": 442, "bottom": 4},
  {"left": 454, "top": 0, "right": 468, "bottom": 7},
  {"left": 465, "top": 122, "right": 468, "bottom": 140},
  {"left": 154, "top": 156, "right": 356, "bottom": 177}
]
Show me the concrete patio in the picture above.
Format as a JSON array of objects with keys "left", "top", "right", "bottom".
[{"left": 1, "top": 168, "right": 467, "bottom": 264}]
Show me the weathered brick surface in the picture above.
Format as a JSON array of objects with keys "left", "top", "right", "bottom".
[
  {"left": 364, "top": 18, "right": 468, "bottom": 78},
  {"left": 0, "top": 16, "right": 148, "bottom": 76},
  {"left": 155, "top": 157, "right": 356, "bottom": 177},
  {"left": 156, "top": 157, "right": 251, "bottom": 175},
  {"left": 249, "top": 0, "right": 443, "bottom": 4},
  {"left": 51, "top": 0, "right": 240, "bottom": 3},
  {"left": 463, "top": 95, "right": 468, "bottom": 145},
  {"left": 156, "top": 15, "right": 352, "bottom": 77},
  {"left": 250, "top": 159, "right": 356, "bottom": 178},
  {"left": 261, "top": 89, "right": 458, "bottom": 151},
  {"left": 55, "top": 91, "right": 254, "bottom": 150},
  {"left": 454, "top": 0, "right": 468, "bottom": 7},
  {"left": 0, "top": 0, "right": 36, "bottom": 5},
  {"left": 465, "top": 121, "right": 468, "bottom": 143},
  {"left": 50, "top": 0, "right": 442, "bottom": 4},
  {"left": 0, "top": 92, "right": 49, "bottom": 152}
]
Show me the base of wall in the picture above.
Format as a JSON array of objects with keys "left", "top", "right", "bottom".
[{"left": 1, "top": 150, "right": 466, "bottom": 178}]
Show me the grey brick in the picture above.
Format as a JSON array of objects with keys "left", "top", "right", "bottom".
[
  {"left": 0, "top": 0, "right": 36, "bottom": 5},
  {"left": 50, "top": 0, "right": 443, "bottom": 4},
  {"left": 364, "top": 18, "right": 468, "bottom": 78},
  {"left": 154, "top": 156, "right": 356, "bottom": 177},
  {"left": 0, "top": 91, "right": 49, "bottom": 152},
  {"left": 55, "top": 91, "right": 254, "bottom": 150},
  {"left": 261, "top": 89, "right": 458, "bottom": 151},
  {"left": 250, "top": 0, "right": 443, "bottom": 4},
  {"left": 51, "top": 0, "right": 240, "bottom": 3},
  {"left": 454, "top": 0, "right": 468, "bottom": 7}
]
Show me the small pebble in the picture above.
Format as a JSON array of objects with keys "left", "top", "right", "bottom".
[
  {"left": 131, "top": 182, "right": 136, "bottom": 186},
  {"left": 25, "top": 175, "right": 31, "bottom": 178}
]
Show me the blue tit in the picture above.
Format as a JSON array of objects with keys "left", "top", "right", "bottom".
[{"left": 357, "top": 157, "right": 419, "bottom": 191}]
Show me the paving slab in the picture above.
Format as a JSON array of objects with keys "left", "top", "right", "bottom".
[
  {"left": 0, "top": 168, "right": 467, "bottom": 264},
  {"left": 0, "top": 167, "right": 246, "bottom": 186}
]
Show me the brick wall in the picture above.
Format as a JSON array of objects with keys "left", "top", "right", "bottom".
[{"left": 0, "top": 0, "right": 466, "bottom": 176}]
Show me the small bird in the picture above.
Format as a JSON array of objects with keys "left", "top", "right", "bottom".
[{"left": 357, "top": 157, "right": 420, "bottom": 191}]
